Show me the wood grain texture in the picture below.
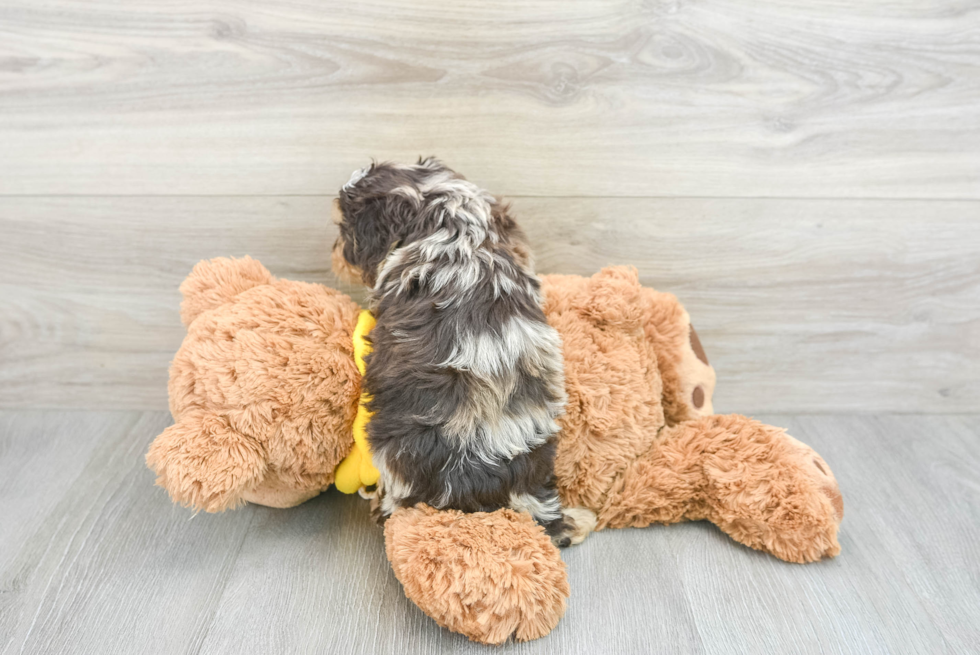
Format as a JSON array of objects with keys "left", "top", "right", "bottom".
[
  {"left": 1, "top": 0, "right": 978, "bottom": 197},
  {"left": 0, "top": 411, "right": 256, "bottom": 654},
  {"left": 1, "top": 196, "right": 977, "bottom": 412},
  {"left": 1, "top": 411, "right": 978, "bottom": 654}
]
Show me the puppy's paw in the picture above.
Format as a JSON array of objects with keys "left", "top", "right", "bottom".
[
  {"left": 369, "top": 487, "right": 390, "bottom": 526},
  {"left": 550, "top": 507, "right": 597, "bottom": 548}
]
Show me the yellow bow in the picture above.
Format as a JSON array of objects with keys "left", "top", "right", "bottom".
[{"left": 334, "top": 310, "right": 381, "bottom": 494}]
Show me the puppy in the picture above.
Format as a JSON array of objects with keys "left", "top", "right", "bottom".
[{"left": 332, "top": 158, "right": 595, "bottom": 547}]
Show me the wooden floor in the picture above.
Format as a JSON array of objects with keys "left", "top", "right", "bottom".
[{"left": 1, "top": 411, "right": 978, "bottom": 654}]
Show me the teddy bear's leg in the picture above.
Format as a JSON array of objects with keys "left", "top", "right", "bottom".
[
  {"left": 598, "top": 414, "right": 843, "bottom": 563},
  {"left": 178, "top": 256, "right": 274, "bottom": 326},
  {"left": 638, "top": 287, "right": 717, "bottom": 423},
  {"left": 146, "top": 410, "right": 268, "bottom": 513},
  {"left": 384, "top": 505, "right": 569, "bottom": 644}
]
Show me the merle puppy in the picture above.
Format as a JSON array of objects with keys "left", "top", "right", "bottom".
[{"left": 332, "top": 158, "right": 594, "bottom": 547}]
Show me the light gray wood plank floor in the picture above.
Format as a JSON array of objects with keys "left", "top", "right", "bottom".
[{"left": 1, "top": 411, "right": 977, "bottom": 654}]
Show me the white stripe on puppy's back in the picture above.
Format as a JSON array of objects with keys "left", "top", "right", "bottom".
[
  {"left": 438, "top": 316, "right": 566, "bottom": 466},
  {"left": 441, "top": 316, "right": 564, "bottom": 380},
  {"left": 445, "top": 408, "right": 559, "bottom": 465}
]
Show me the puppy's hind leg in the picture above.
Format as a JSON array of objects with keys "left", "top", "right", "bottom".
[
  {"left": 556, "top": 507, "right": 597, "bottom": 547},
  {"left": 510, "top": 491, "right": 596, "bottom": 548}
]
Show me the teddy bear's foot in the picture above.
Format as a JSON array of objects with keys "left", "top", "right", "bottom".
[
  {"left": 725, "top": 427, "right": 843, "bottom": 562},
  {"left": 240, "top": 469, "right": 326, "bottom": 508},
  {"left": 384, "top": 504, "right": 569, "bottom": 644},
  {"left": 598, "top": 414, "right": 843, "bottom": 563},
  {"left": 146, "top": 410, "right": 267, "bottom": 513},
  {"left": 698, "top": 416, "right": 843, "bottom": 563}
]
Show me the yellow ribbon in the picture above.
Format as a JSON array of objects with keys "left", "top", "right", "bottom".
[{"left": 334, "top": 310, "right": 381, "bottom": 494}]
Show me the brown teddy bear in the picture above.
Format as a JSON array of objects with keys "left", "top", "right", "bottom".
[{"left": 147, "top": 257, "right": 844, "bottom": 644}]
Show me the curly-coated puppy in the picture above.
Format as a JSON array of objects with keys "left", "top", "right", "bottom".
[{"left": 332, "top": 158, "right": 595, "bottom": 547}]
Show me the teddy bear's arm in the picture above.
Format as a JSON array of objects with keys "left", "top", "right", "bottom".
[{"left": 639, "top": 287, "right": 717, "bottom": 424}]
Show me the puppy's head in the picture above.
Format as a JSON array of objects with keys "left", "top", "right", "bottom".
[{"left": 332, "top": 158, "right": 457, "bottom": 287}]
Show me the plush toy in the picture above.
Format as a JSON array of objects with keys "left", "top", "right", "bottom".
[
  {"left": 334, "top": 310, "right": 381, "bottom": 494},
  {"left": 147, "top": 257, "right": 844, "bottom": 644}
]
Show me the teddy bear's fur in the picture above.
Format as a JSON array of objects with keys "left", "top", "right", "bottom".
[
  {"left": 148, "top": 257, "right": 361, "bottom": 512},
  {"left": 147, "top": 257, "right": 844, "bottom": 644},
  {"left": 385, "top": 505, "right": 571, "bottom": 644}
]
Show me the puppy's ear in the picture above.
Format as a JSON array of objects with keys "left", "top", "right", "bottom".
[
  {"left": 417, "top": 156, "right": 445, "bottom": 170},
  {"left": 340, "top": 196, "right": 398, "bottom": 287}
]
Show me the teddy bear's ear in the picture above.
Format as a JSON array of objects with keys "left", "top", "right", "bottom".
[
  {"left": 578, "top": 266, "right": 644, "bottom": 329},
  {"left": 178, "top": 256, "right": 273, "bottom": 326},
  {"left": 145, "top": 410, "right": 267, "bottom": 512}
]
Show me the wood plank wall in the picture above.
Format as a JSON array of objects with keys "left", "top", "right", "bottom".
[{"left": 1, "top": 0, "right": 978, "bottom": 412}]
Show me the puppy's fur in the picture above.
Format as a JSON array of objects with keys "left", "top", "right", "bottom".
[{"left": 333, "top": 158, "right": 594, "bottom": 547}]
